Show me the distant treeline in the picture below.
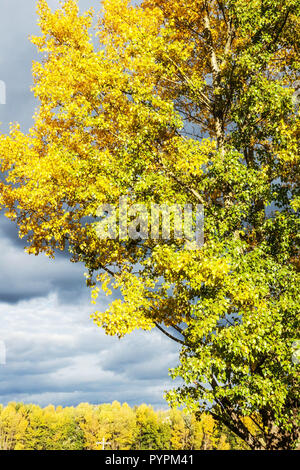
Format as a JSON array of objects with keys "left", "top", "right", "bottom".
[{"left": 0, "top": 401, "right": 251, "bottom": 450}]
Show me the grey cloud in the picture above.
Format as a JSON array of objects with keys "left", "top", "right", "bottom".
[
  {"left": 100, "top": 335, "right": 179, "bottom": 381},
  {"left": 0, "top": 235, "right": 90, "bottom": 303},
  {"left": 0, "top": 294, "right": 181, "bottom": 407}
]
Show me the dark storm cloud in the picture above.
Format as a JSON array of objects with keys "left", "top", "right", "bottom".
[
  {"left": 0, "top": 217, "right": 25, "bottom": 249},
  {"left": 0, "top": 233, "right": 88, "bottom": 303}
]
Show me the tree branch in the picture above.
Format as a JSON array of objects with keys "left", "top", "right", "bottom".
[{"left": 154, "top": 322, "right": 185, "bottom": 345}]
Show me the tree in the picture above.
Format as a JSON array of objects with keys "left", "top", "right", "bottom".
[
  {"left": 53, "top": 405, "right": 85, "bottom": 450},
  {"left": 188, "top": 412, "right": 217, "bottom": 450},
  {"left": 98, "top": 401, "right": 137, "bottom": 450},
  {"left": 169, "top": 408, "right": 190, "bottom": 450},
  {"left": 0, "top": 402, "right": 236, "bottom": 450},
  {"left": 134, "top": 404, "right": 162, "bottom": 450},
  {"left": 0, "top": 403, "right": 28, "bottom": 450},
  {"left": 77, "top": 403, "right": 104, "bottom": 450},
  {"left": 21, "top": 404, "right": 63, "bottom": 450},
  {"left": 0, "top": 0, "right": 299, "bottom": 449}
]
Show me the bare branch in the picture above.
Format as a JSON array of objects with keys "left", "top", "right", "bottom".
[{"left": 154, "top": 322, "right": 185, "bottom": 345}]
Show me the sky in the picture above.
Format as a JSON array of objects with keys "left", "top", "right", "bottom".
[{"left": 0, "top": 0, "right": 180, "bottom": 408}]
